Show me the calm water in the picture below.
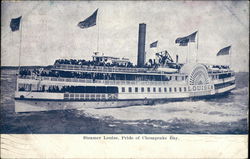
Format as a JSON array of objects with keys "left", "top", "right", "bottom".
[{"left": 0, "top": 68, "right": 248, "bottom": 134}]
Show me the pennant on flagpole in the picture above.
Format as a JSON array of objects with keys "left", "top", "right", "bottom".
[
  {"left": 10, "top": 16, "right": 22, "bottom": 32},
  {"left": 217, "top": 46, "right": 231, "bottom": 56},
  {"left": 78, "top": 9, "right": 98, "bottom": 29},
  {"left": 150, "top": 41, "right": 158, "bottom": 48}
]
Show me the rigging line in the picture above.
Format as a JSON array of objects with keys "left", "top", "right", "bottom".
[{"left": 222, "top": 3, "right": 248, "bottom": 30}]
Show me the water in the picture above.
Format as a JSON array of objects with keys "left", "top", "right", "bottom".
[{"left": 0, "top": 68, "right": 248, "bottom": 134}]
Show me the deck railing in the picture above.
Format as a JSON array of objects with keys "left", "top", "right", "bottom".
[
  {"left": 54, "top": 64, "right": 234, "bottom": 74},
  {"left": 64, "top": 93, "right": 118, "bottom": 100},
  {"left": 18, "top": 75, "right": 184, "bottom": 86},
  {"left": 53, "top": 64, "right": 165, "bottom": 74},
  {"left": 212, "top": 76, "right": 235, "bottom": 84},
  {"left": 207, "top": 69, "right": 234, "bottom": 74}
]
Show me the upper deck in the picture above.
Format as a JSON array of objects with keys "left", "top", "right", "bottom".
[
  {"left": 52, "top": 64, "right": 180, "bottom": 75},
  {"left": 53, "top": 63, "right": 234, "bottom": 75}
]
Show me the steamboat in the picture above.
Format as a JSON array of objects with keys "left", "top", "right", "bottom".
[{"left": 14, "top": 23, "right": 236, "bottom": 112}]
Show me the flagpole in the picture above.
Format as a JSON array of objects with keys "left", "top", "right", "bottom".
[
  {"left": 18, "top": 19, "right": 23, "bottom": 75},
  {"left": 97, "top": 10, "right": 100, "bottom": 52},
  {"left": 229, "top": 46, "right": 231, "bottom": 68},
  {"left": 188, "top": 43, "right": 190, "bottom": 63},
  {"left": 186, "top": 46, "right": 188, "bottom": 63},
  {"left": 17, "top": 17, "right": 23, "bottom": 91},
  {"left": 196, "top": 30, "right": 199, "bottom": 63}
]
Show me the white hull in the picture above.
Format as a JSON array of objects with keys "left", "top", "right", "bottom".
[
  {"left": 14, "top": 99, "right": 148, "bottom": 113},
  {"left": 14, "top": 84, "right": 235, "bottom": 113}
]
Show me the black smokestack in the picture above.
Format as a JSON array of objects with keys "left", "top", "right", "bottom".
[{"left": 137, "top": 23, "right": 146, "bottom": 67}]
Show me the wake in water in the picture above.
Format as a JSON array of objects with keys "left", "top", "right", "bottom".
[{"left": 80, "top": 99, "right": 248, "bottom": 124}]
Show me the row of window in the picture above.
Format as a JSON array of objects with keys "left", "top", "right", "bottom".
[
  {"left": 214, "top": 81, "right": 235, "bottom": 89},
  {"left": 211, "top": 73, "right": 233, "bottom": 80},
  {"left": 121, "top": 86, "right": 187, "bottom": 93},
  {"left": 18, "top": 84, "right": 119, "bottom": 93}
]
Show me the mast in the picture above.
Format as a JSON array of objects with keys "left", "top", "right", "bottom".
[
  {"left": 229, "top": 46, "right": 232, "bottom": 68},
  {"left": 196, "top": 30, "right": 199, "bottom": 63},
  {"left": 187, "top": 43, "right": 190, "bottom": 63},
  {"left": 18, "top": 18, "right": 23, "bottom": 74},
  {"left": 16, "top": 17, "right": 23, "bottom": 91},
  {"left": 97, "top": 10, "right": 100, "bottom": 52}
]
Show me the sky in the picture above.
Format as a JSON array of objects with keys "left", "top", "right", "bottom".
[{"left": 1, "top": 1, "right": 249, "bottom": 72}]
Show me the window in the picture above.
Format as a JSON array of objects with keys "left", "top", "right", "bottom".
[
  {"left": 141, "top": 87, "right": 144, "bottom": 92},
  {"left": 184, "top": 87, "right": 187, "bottom": 92},
  {"left": 175, "top": 76, "right": 178, "bottom": 80},
  {"left": 107, "top": 87, "right": 118, "bottom": 93},
  {"left": 169, "top": 88, "right": 172, "bottom": 92},
  {"left": 153, "top": 87, "right": 156, "bottom": 92},
  {"left": 174, "top": 87, "right": 177, "bottom": 92},
  {"left": 164, "top": 87, "right": 167, "bottom": 92},
  {"left": 129, "top": 87, "right": 132, "bottom": 92},
  {"left": 159, "top": 88, "right": 161, "bottom": 92},
  {"left": 147, "top": 87, "right": 150, "bottom": 92},
  {"left": 182, "top": 76, "right": 185, "bottom": 80},
  {"left": 169, "top": 76, "right": 172, "bottom": 80},
  {"left": 122, "top": 87, "right": 125, "bottom": 92},
  {"left": 135, "top": 87, "right": 138, "bottom": 92},
  {"left": 179, "top": 87, "right": 182, "bottom": 92}
]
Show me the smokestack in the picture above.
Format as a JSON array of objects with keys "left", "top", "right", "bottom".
[{"left": 137, "top": 23, "right": 146, "bottom": 67}]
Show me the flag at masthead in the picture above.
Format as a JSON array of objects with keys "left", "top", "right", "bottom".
[
  {"left": 150, "top": 41, "right": 158, "bottom": 48},
  {"left": 175, "top": 31, "right": 198, "bottom": 46},
  {"left": 78, "top": 9, "right": 98, "bottom": 29},
  {"left": 10, "top": 16, "right": 22, "bottom": 32},
  {"left": 217, "top": 46, "right": 231, "bottom": 56}
]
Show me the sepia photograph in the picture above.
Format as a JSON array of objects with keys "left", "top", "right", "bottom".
[{"left": 1, "top": 0, "right": 249, "bottom": 158}]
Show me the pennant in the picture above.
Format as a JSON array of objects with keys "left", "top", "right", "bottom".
[
  {"left": 150, "top": 41, "right": 158, "bottom": 48},
  {"left": 217, "top": 46, "right": 231, "bottom": 56},
  {"left": 10, "top": 16, "right": 22, "bottom": 32},
  {"left": 78, "top": 9, "right": 98, "bottom": 29}
]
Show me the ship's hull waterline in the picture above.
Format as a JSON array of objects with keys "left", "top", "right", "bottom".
[{"left": 14, "top": 84, "right": 235, "bottom": 113}]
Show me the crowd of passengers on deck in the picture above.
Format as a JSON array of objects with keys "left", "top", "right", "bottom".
[
  {"left": 19, "top": 85, "right": 118, "bottom": 93},
  {"left": 19, "top": 69, "right": 171, "bottom": 81},
  {"left": 54, "top": 59, "right": 139, "bottom": 68},
  {"left": 54, "top": 59, "right": 164, "bottom": 69},
  {"left": 211, "top": 65, "right": 230, "bottom": 69}
]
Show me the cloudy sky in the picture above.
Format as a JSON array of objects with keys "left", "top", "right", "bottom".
[{"left": 1, "top": 1, "right": 249, "bottom": 72}]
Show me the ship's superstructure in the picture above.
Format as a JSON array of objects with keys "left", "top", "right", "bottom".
[{"left": 14, "top": 23, "right": 236, "bottom": 113}]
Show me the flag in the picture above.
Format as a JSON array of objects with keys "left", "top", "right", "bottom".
[
  {"left": 150, "top": 41, "right": 158, "bottom": 48},
  {"left": 217, "top": 46, "right": 231, "bottom": 56},
  {"left": 179, "top": 38, "right": 189, "bottom": 46},
  {"left": 78, "top": 9, "right": 98, "bottom": 29},
  {"left": 175, "top": 31, "right": 198, "bottom": 46},
  {"left": 187, "top": 31, "right": 197, "bottom": 42},
  {"left": 10, "top": 16, "right": 22, "bottom": 32}
]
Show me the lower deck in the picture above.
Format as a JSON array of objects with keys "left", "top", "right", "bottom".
[{"left": 14, "top": 83, "right": 236, "bottom": 112}]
